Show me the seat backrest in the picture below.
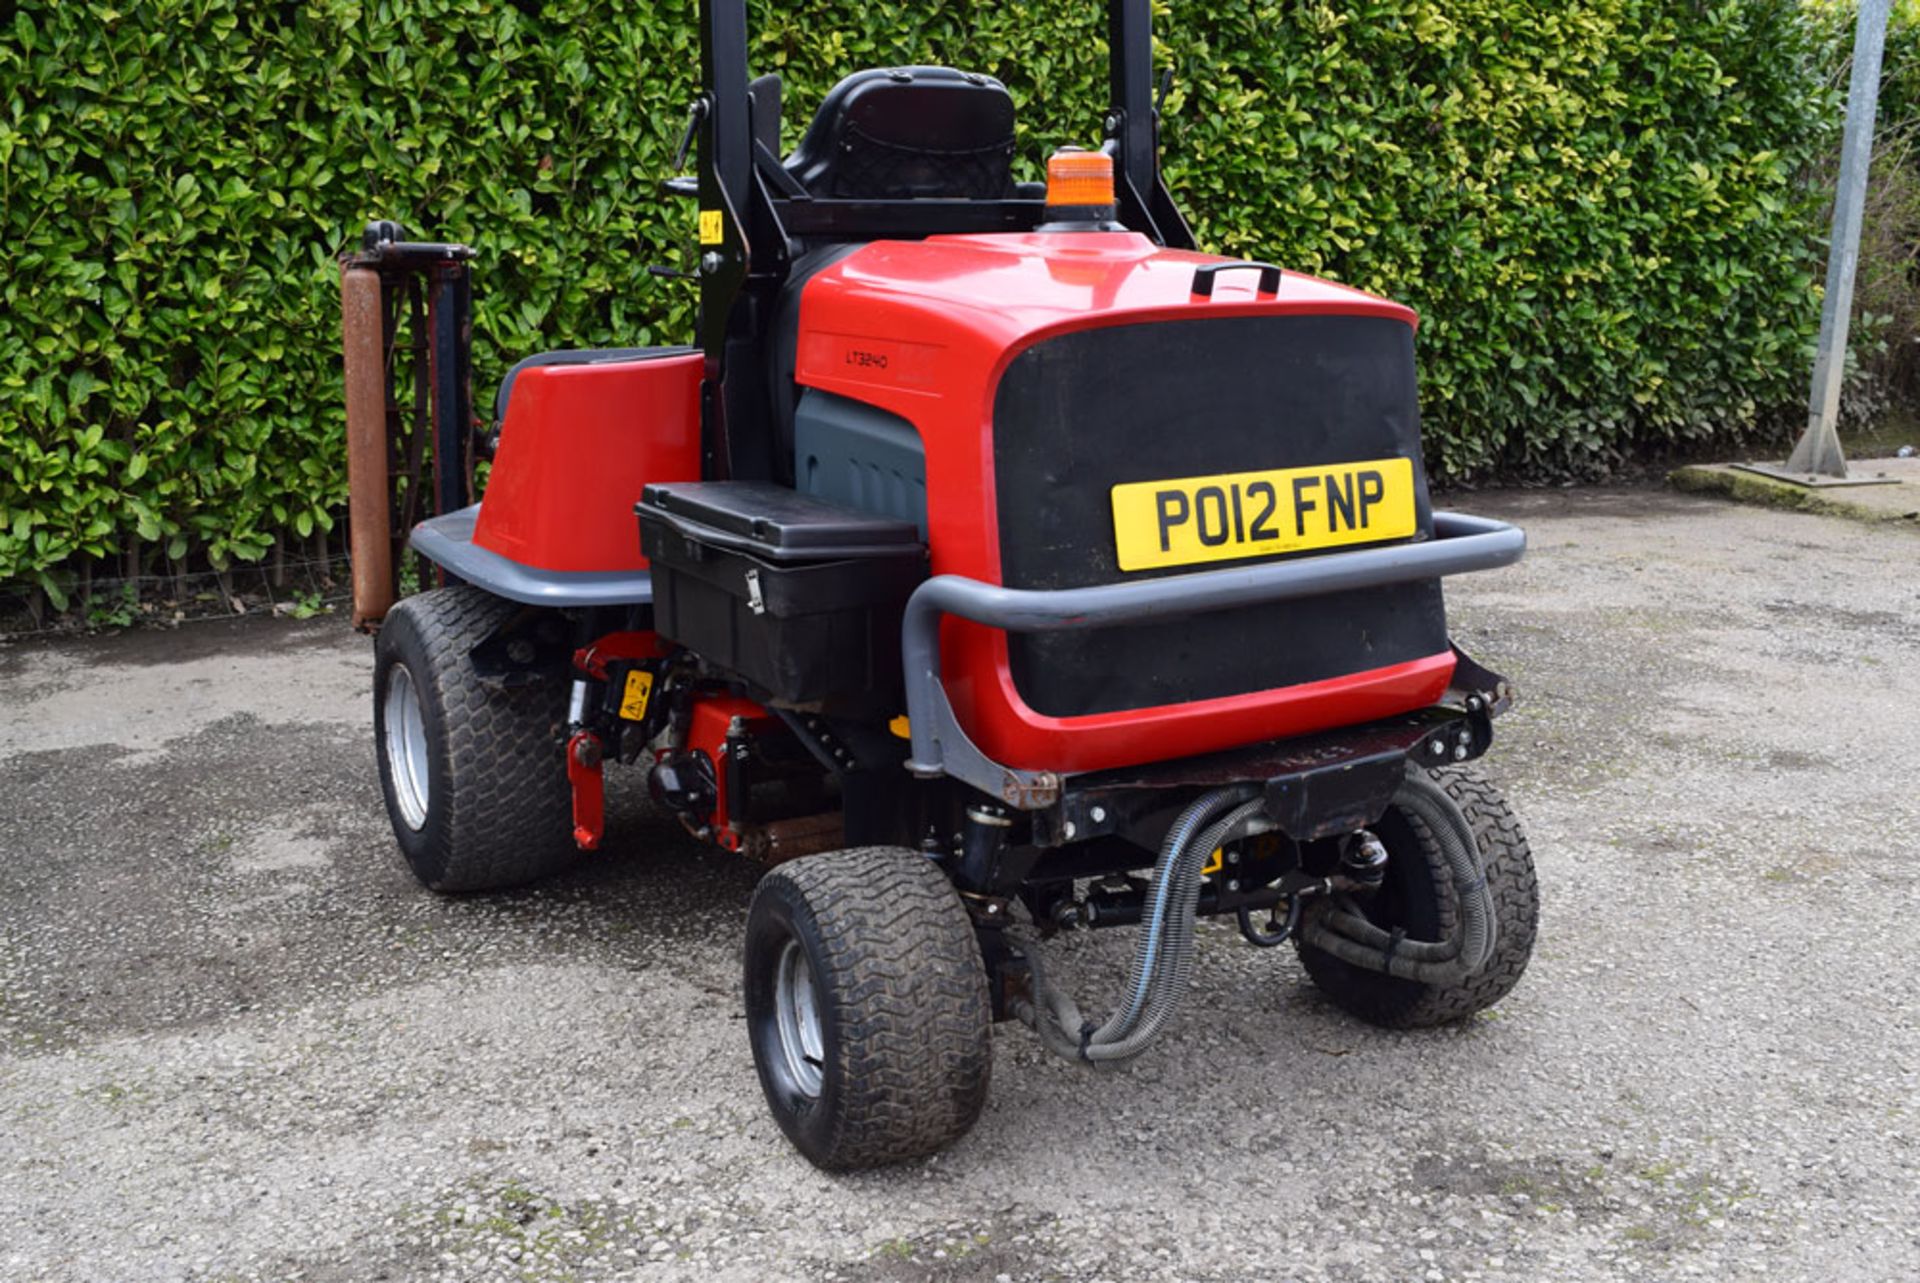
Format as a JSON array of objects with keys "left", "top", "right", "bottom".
[{"left": 785, "top": 66, "right": 1017, "bottom": 200}]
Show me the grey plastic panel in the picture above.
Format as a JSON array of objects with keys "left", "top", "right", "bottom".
[
  {"left": 409, "top": 506, "right": 654, "bottom": 609},
  {"left": 794, "top": 390, "right": 929, "bottom": 536}
]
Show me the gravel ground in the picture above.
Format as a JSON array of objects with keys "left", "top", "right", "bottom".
[{"left": 1, "top": 484, "right": 1916, "bottom": 1283}]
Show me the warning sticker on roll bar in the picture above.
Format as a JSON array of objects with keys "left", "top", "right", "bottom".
[{"left": 1109, "top": 457, "right": 1416, "bottom": 572}]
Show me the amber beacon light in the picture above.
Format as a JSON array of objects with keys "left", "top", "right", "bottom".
[
  {"left": 1040, "top": 147, "right": 1121, "bottom": 229},
  {"left": 1046, "top": 148, "right": 1115, "bottom": 205}
]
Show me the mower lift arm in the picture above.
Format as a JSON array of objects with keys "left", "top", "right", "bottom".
[{"left": 900, "top": 512, "right": 1526, "bottom": 808}]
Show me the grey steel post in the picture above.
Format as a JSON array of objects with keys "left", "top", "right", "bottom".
[{"left": 1787, "top": 0, "right": 1893, "bottom": 478}]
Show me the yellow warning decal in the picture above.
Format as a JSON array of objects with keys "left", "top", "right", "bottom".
[
  {"left": 698, "top": 209, "right": 724, "bottom": 245},
  {"left": 618, "top": 670, "right": 655, "bottom": 722}
]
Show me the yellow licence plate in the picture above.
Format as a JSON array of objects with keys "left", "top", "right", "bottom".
[{"left": 1110, "top": 457, "right": 1416, "bottom": 572}]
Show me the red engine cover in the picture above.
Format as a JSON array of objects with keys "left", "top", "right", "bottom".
[
  {"left": 473, "top": 353, "right": 703, "bottom": 573},
  {"left": 795, "top": 232, "right": 1455, "bottom": 774}
]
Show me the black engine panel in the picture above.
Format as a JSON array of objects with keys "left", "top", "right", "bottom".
[{"left": 990, "top": 315, "right": 1449, "bottom": 718}]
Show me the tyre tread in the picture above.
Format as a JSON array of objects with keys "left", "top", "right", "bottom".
[
  {"left": 377, "top": 586, "right": 575, "bottom": 892},
  {"left": 750, "top": 847, "right": 991, "bottom": 1170},
  {"left": 1298, "top": 765, "right": 1539, "bottom": 1028}
]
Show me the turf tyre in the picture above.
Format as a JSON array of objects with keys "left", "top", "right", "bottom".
[
  {"left": 1296, "top": 766, "right": 1537, "bottom": 1028},
  {"left": 744, "top": 846, "right": 993, "bottom": 1171},
  {"left": 372, "top": 585, "right": 577, "bottom": 892}
]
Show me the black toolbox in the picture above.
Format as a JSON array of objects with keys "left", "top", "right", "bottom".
[{"left": 636, "top": 481, "right": 927, "bottom": 707}]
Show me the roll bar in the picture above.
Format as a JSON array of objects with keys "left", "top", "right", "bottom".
[
  {"left": 689, "top": 0, "right": 1193, "bottom": 481},
  {"left": 1105, "top": 0, "right": 1194, "bottom": 249}
]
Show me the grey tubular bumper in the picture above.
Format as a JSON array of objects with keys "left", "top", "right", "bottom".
[{"left": 902, "top": 511, "right": 1525, "bottom": 806}]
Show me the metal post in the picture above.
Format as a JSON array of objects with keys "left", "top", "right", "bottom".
[
  {"left": 697, "top": 0, "right": 755, "bottom": 481},
  {"left": 1104, "top": 0, "right": 1195, "bottom": 250},
  {"left": 426, "top": 260, "right": 473, "bottom": 521},
  {"left": 1107, "top": 0, "right": 1157, "bottom": 231},
  {"left": 341, "top": 265, "right": 395, "bottom": 631},
  {"left": 340, "top": 223, "right": 477, "bottom": 625},
  {"left": 1787, "top": 0, "right": 1893, "bottom": 478}
]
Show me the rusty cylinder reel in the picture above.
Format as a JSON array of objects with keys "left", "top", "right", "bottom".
[
  {"left": 338, "top": 222, "right": 478, "bottom": 631},
  {"left": 340, "top": 265, "right": 393, "bottom": 630}
]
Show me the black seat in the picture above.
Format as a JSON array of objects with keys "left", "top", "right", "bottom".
[{"left": 784, "top": 66, "right": 1016, "bottom": 200}]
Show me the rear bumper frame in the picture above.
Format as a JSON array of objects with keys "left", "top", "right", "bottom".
[
  {"left": 901, "top": 511, "right": 1525, "bottom": 809},
  {"left": 1029, "top": 703, "right": 1492, "bottom": 851}
]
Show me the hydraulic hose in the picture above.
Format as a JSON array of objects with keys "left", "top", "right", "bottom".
[
  {"left": 1107, "top": 786, "right": 1254, "bottom": 1036},
  {"left": 1014, "top": 767, "right": 1498, "bottom": 1066},
  {"left": 1298, "top": 767, "right": 1496, "bottom": 983},
  {"left": 1014, "top": 786, "right": 1265, "bottom": 1069},
  {"left": 1087, "top": 798, "right": 1266, "bottom": 1062},
  {"left": 1237, "top": 896, "right": 1303, "bottom": 947},
  {"left": 1018, "top": 935, "right": 1093, "bottom": 1064}
]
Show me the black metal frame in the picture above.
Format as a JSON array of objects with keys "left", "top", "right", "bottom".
[
  {"left": 340, "top": 221, "right": 478, "bottom": 594},
  {"left": 1102, "top": 0, "right": 1194, "bottom": 250},
  {"left": 690, "top": 0, "right": 1191, "bottom": 480}
]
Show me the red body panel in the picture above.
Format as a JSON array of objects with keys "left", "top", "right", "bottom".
[
  {"left": 795, "top": 232, "right": 1453, "bottom": 774},
  {"left": 681, "top": 694, "right": 771, "bottom": 852},
  {"left": 474, "top": 353, "right": 703, "bottom": 572},
  {"left": 567, "top": 631, "right": 672, "bottom": 853},
  {"left": 567, "top": 730, "right": 606, "bottom": 851},
  {"left": 573, "top": 630, "right": 671, "bottom": 679}
]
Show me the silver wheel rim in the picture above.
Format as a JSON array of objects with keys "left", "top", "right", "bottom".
[
  {"left": 384, "top": 664, "right": 431, "bottom": 831},
  {"left": 773, "top": 938, "right": 825, "bottom": 1098}
]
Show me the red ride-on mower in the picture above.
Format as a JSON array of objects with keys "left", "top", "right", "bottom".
[{"left": 340, "top": 0, "right": 1537, "bottom": 1171}]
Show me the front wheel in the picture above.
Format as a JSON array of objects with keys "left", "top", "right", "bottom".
[
  {"left": 373, "top": 585, "right": 577, "bottom": 892},
  {"left": 1296, "top": 766, "right": 1539, "bottom": 1028},
  {"left": 744, "top": 847, "right": 993, "bottom": 1171}
]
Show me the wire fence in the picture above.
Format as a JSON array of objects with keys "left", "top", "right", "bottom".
[{"left": 0, "top": 550, "right": 359, "bottom": 643}]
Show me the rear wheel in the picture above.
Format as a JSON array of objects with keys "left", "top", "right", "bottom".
[
  {"left": 744, "top": 847, "right": 993, "bottom": 1171},
  {"left": 373, "top": 585, "right": 577, "bottom": 892},
  {"left": 1296, "top": 766, "right": 1538, "bottom": 1028}
]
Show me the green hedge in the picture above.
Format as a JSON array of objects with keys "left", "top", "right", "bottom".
[{"left": 0, "top": 0, "right": 1846, "bottom": 600}]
